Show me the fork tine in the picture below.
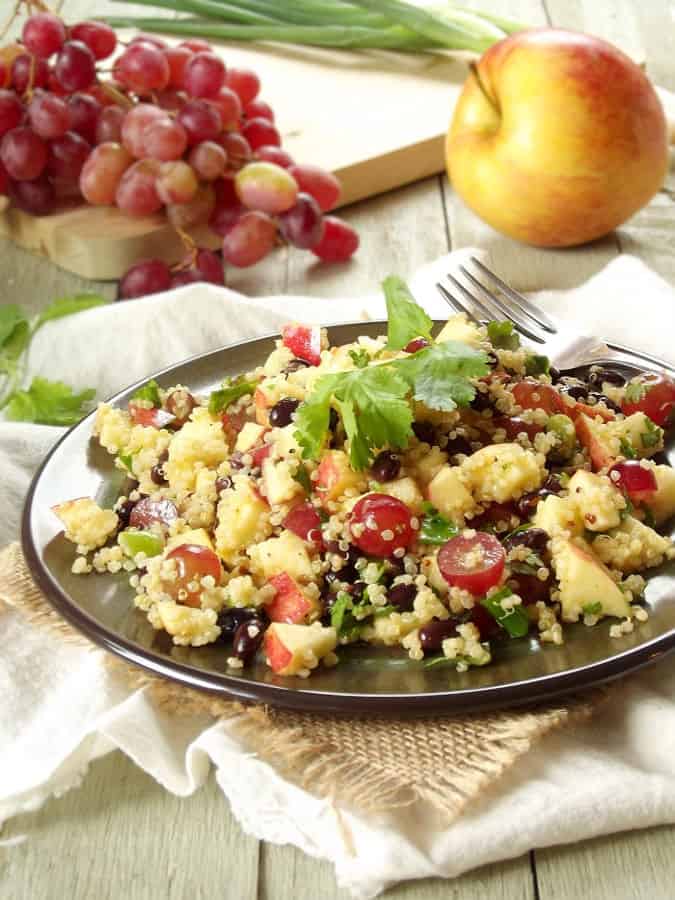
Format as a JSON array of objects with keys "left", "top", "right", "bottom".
[
  {"left": 445, "top": 272, "right": 505, "bottom": 325},
  {"left": 435, "top": 282, "right": 481, "bottom": 326},
  {"left": 457, "top": 265, "right": 547, "bottom": 345},
  {"left": 469, "top": 257, "right": 558, "bottom": 334}
]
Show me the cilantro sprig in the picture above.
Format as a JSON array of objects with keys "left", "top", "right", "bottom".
[
  {"left": 208, "top": 377, "right": 258, "bottom": 414},
  {"left": 294, "top": 277, "right": 489, "bottom": 470},
  {"left": 0, "top": 294, "right": 106, "bottom": 426},
  {"left": 419, "top": 503, "right": 458, "bottom": 544}
]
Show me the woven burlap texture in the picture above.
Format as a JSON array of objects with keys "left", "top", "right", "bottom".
[{"left": 0, "top": 542, "right": 605, "bottom": 822}]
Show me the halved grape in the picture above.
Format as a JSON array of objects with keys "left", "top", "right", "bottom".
[
  {"left": 235, "top": 161, "right": 298, "bottom": 214},
  {"left": 80, "top": 141, "right": 133, "bottom": 205},
  {"left": 116, "top": 158, "right": 162, "bottom": 216},
  {"left": 222, "top": 210, "right": 277, "bottom": 267},
  {"left": 113, "top": 42, "right": 170, "bottom": 94}
]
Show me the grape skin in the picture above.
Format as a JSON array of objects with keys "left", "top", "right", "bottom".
[
  {"left": 80, "top": 141, "right": 132, "bottom": 205},
  {"left": 116, "top": 158, "right": 162, "bottom": 216},
  {"left": 0, "top": 126, "right": 48, "bottom": 181},
  {"left": 222, "top": 210, "right": 277, "bottom": 267}
]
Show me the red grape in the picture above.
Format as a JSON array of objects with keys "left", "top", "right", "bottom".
[
  {"left": 0, "top": 126, "right": 47, "bottom": 181},
  {"left": 66, "top": 92, "right": 101, "bottom": 144},
  {"left": 311, "top": 216, "right": 358, "bottom": 262},
  {"left": 621, "top": 374, "right": 675, "bottom": 427},
  {"left": 225, "top": 67, "right": 260, "bottom": 106},
  {"left": 156, "top": 159, "right": 198, "bottom": 205},
  {"left": 166, "top": 182, "right": 215, "bottom": 228},
  {"left": 47, "top": 70, "right": 69, "bottom": 97},
  {"left": 218, "top": 131, "right": 251, "bottom": 170},
  {"left": 54, "top": 41, "right": 96, "bottom": 92},
  {"left": 113, "top": 42, "right": 170, "bottom": 95},
  {"left": 177, "top": 99, "right": 222, "bottom": 145},
  {"left": 235, "top": 161, "right": 298, "bottom": 214},
  {"left": 210, "top": 178, "right": 245, "bottom": 235},
  {"left": 437, "top": 533, "right": 505, "bottom": 595},
  {"left": 0, "top": 161, "right": 8, "bottom": 195},
  {"left": 245, "top": 98, "right": 274, "bottom": 122},
  {"left": 242, "top": 117, "right": 280, "bottom": 150},
  {"left": 288, "top": 163, "right": 341, "bottom": 212},
  {"left": 256, "top": 145, "right": 294, "bottom": 169},
  {"left": 70, "top": 22, "right": 117, "bottom": 61},
  {"left": 116, "top": 158, "right": 162, "bottom": 216},
  {"left": 0, "top": 62, "right": 8, "bottom": 90},
  {"left": 143, "top": 117, "right": 188, "bottom": 162},
  {"left": 129, "top": 496, "right": 177, "bottom": 526},
  {"left": 609, "top": 460, "right": 658, "bottom": 503},
  {"left": 155, "top": 88, "right": 188, "bottom": 113},
  {"left": 46, "top": 130, "right": 90, "bottom": 180},
  {"left": 195, "top": 248, "right": 224, "bottom": 284},
  {"left": 8, "top": 174, "right": 55, "bottom": 215},
  {"left": 211, "top": 86, "right": 241, "bottom": 129},
  {"left": 96, "top": 105, "right": 125, "bottom": 144},
  {"left": 183, "top": 52, "right": 226, "bottom": 99},
  {"left": 283, "top": 503, "right": 323, "bottom": 549},
  {"left": 0, "top": 90, "right": 24, "bottom": 138},
  {"left": 11, "top": 54, "right": 49, "bottom": 94},
  {"left": 171, "top": 270, "right": 199, "bottom": 288},
  {"left": 129, "top": 33, "right": 168, "bottom": 50},
  {"left": 80, "top": 141, "right": 132, "bottom": 204},
  {"left": 121, "top": 103, "right": 164, "bottom": 158},
  {"left": 279, "top": 192, "right": 324, "bottom": 249},
  {"left": 189, "top": 140, "right": 227, "bottom": 180},
  {"left": 178, "top": 39, "right": 212, "bottom": 53},
  {"left": 22, "top": 13, "right": 66, "bottom": 59},
  {"left": 119, "top": 258, "right": 171, "bottom": 299},
  {"left": 165, "top": 46, "right": 193, "bottom": 89},
  {"left": 221, "top": 210, "right": 277, "bottom": 267},
  {"left": 349, "top": 494, "right": 415, "bottom": 557}
]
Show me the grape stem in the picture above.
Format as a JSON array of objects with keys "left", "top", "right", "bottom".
[{"left": 172, "top": 228, "right": 198, "bottom": 268}]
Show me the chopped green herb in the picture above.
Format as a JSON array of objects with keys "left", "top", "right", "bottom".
[
  {"left": 480, "top": 586, "right": 530, "bottom": 638},
  {"left": 487, "top": 320, "right": 520, "bottom": 350},
  {"left": 641, "top": 418, "right": 663, "bottom": 449},
  {"left": 118, "top": 452, "right": 135, "bottom": 473},
  {"left": 293, "top": 462, "right": 312, "bottom": 493},
  {"left": 349, "top": 348, "right": 370, "bottom": 368},
  {"left": 208, "top": 378, "right": 258, "bottom": 415},
  {"left": 619, "top": 438, "right": 637, "bottom": 459},
  {"left": 131, "top": 378, "right": 161, "bottom": 407},
  {"left": 525, "top": 353, "right": 551, "bottom": 376},
  {"left": 643, "top": 507, "right": 656, "bottom": 529},
  {"left": 582, "top": 601, "right": 602, "bottom": 616},
  {"left": 624, "top": 380, "right": 647, "bottom": 404},
  {"left": 5, "top": 378, "right": 96, "bottom": 426},
  {"left": 419, "top": 505, "right": 459, "bottom": 544},
  {"left": 383, "top": 275, "right": 433, "bottom": 351},
  {"left": 329, "top": 591, "right": 364, "bottom": 642},
  {"left": 373, "top": 605, "right": 398, "bottom": 617},
  {"left": 36, "top": 294, "right": 107, "bottom": 326},
  {"left": 424, "top": 644, "right": 492, "bottom": 668}
]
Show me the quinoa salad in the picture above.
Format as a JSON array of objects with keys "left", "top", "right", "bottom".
[{"left": 54, "top": 276, "right": 675, "bottom": 679}]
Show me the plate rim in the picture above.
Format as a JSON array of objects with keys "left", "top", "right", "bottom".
[{"left": 20, "top": 322, "right": 675, "bottom": 715}]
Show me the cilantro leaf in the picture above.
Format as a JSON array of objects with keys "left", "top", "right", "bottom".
[
  {"left": 624, "top": 380, "right": 647, "bottom": 404},
  {"left": 0, "top": 305, "right": 27, "bottom": 347},
  {"left": 5, "top": 377, "right": 96, "bottom": 426},
  {"left": 383, "top": 275, "right": 432, "bottom": 351},
  {"left": 398, "top": 341, "right": 489, "bottom": 413},
  {"left": 36, "top": 294, "right": 107, "bottom": 327},
  {"left": 525, "top": 353, "right": 550, "bottom": 376},
  {"left": 480, "top": 587, "right": 529, "bottom": 638},
  {"left": 132, "top": 379, "right": 161, "bottom": 407},
  {"left": 349, "top": 348, "right": 370, "bottom": 369},
  {"left": 208, "top": 378, "right": 258, "bottom": 415},
  {"left": 294, "top": 376, "right": 337, "bottom": 461},
  {"left": 641, "top": 418, "right": 663, "bottom": 448},
  {"left": 293, "top": 462, "right": 312, "bottom": 493},
  {"left": 419, "top": 504, "right": 458, "bottom": 544},
  {"left": 582, "top": 601, "right": 602, "bottom": 616},
  {"left": 487, "top": 320, "right": 520, "bottom": 350}
]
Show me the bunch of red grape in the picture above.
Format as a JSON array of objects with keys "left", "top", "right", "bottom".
[{"left": 0, "top": 13, "right": 359, "bottom": 299}]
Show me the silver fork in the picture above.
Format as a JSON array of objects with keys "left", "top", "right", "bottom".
[{"left": 436, "top": 256, "right": 674, "bottom": 377}]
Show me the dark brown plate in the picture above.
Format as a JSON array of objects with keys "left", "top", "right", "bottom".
[{"left": 21, "top": 322, "right": 675, "bottom": 714}]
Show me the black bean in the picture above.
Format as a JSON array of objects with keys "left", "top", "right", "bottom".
[
  {"left": 384, "top": 557, "right": 406, "bottom": 579},
  {"left": 446, "top": 435, "right": 473, "bottom": 457},
  {"left": 283, "top": 358, "right": 311, "bottom": 374},
  {"left": 549, "top": 366, "right": 562, "bottom": 383},
  {"left": 229, "top": 452, "right": 245, "bottom": 470},
  {"left": 587, "top": 367, "right": 626, "bottom": 388},
  {"left": 508, "top": 572, "right": 551, "bottom": 606},
  {"left": 269, "top": 397, "right": 300, "bottom": 428},
  {"left": 559, "top": 383, "right": 588, "bottom": 401},
  {"left": 412, "top": 421, "right": 436, "bottom": 445},
  {"left": 115, "top": 499, "right": 136, "bottom": 528},
  {"left": 150, "top": 463, "right": 167, "bottom": 486},
  {"left": 543, "top": 474, "right": 564, "bottom": 494},
  {"left": 503, "top": 527, "right": 549, "bottom": 554},
  {"left": 215, "top": 475, "right": 234, "bottom": 494},
  {"left": 371, "top": 450, "right": 401, "bottom": 483},
  {"left": 329, "top": 408, "right": 339, "bottom": 431},
  {"left": 419, "top": 618, "right": 458, "bottom": 652},
  {"left": 232, "top": 617, "right": 266, "bottom": 664},
  {"left": 485, "top": 351, "right": 499, "bottom": 368},
  {"left": 586, "top": 392, "right": 622, "bottom": 413},
  {"left": 387, "top": 582, "right": 416, "bottom": 612},
  {"left": 516, "top": 476, "right": 563, "bottom": 518},
  {"left": 217, "top": 607, "right": 261, "bottom": 640},
  {"left": 470, "top": 388, "right": 493, "bottom": 411}
]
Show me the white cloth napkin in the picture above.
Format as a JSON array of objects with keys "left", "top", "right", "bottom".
[{"left": 2, "top": 249, "right": 675, "bottom": 898}]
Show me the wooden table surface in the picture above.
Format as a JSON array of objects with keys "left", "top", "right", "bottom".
[{"left": 2, "top": 0, "right": 675, "bottom": 897}]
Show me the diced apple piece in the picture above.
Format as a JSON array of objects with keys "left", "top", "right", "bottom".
[
  {"left": 165, "top": 407, "right": 229, "bottom": 493},
  {"left": 262, "top": 457, "right": 303, "bottom": 506},
  {"left": 315, "top": 449, "right": 364, "bottom": 505},
  {"left": 420, "top": 552, "right": 449, "bottom": 596},
  {"left": 576, "top": 412, "right": 664, "bottom": 472},
  {"left": 249, "top": 529, "right": 314, "bottom": 582},
  {"left": 235, "top": 422, "right": 267, "bottom": 453},
  {"left": 591, "top": 516, "right": 672, "bottom": 573},
  {"left": 436, "top": 313, "right": 482, "bottom": 347},
  {"left": 264, "top": 622, "right": 337, "bottom": 675},
  {"left": 165, "top": 527, "right": 214, "bottom": 555},
  {"left": 427, "top": 465, "right": 476, "bottom": 523},
  {"left": 567, "top": 470, "right": 625, "bottom": 532},
  {"left": 52, "top": 497, "right": 118, "bottom": 551},
  {"left": 647, "top": 464, "right": 675, "bottom": 525},
  {"left": 461, "top": 443, "right": 545, "bottom": 504},
  {"left": 552, "top": 538, "right": 630, "bottom": 622},
  {"left": 532, "top": 494, "right": 583, "bottom": 538},
  {"left": 215, "top": 476, "right": 272, "bottom": 565},
  {"left": 384, "top": 477, "right": 425, "bottom": 511},
  {"left": 265, "top": 572, "right": 318, "bottom": 623},
  {"left": 412, "top": 446, "right": 448, "bottom": 486},
  {"left": 575, "top": 413, "right": 615, "bottom": 471}
]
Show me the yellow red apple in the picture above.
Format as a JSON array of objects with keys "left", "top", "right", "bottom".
[{"left": 446, "top": 28, "right": 669, "bottom": 247}]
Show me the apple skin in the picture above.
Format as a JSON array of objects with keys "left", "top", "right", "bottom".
[{"left": 446, "top": 29, "right": 668, "bottom": 247}]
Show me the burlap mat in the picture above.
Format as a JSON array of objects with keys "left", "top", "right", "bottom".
[{"left": 0, "top": 542, "right": 606, "bottom": 822}]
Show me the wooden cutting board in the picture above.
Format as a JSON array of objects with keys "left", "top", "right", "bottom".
[{"left": 0, "top": 39, "right": 468, "bottom": 280}]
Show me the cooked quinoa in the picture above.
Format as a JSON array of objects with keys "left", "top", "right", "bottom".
[{"left": 53, "top": 290, "right": 675, "bottom": 678}]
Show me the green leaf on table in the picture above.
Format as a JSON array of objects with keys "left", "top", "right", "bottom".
[
  {"left": 36, "top": 294, "right": 107, "bottom": 326},
  {"left": 5, "top": 377, "right": 96, "bottom": 426},
  {"left": 383, "top": 275, "right": 433, "bottom": 351},
  {"left": 0, "top": 305, "right": 27, "bottom": 347},
  {"left": 0, "top": 320, "right": 30, "bottom": 374}
]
